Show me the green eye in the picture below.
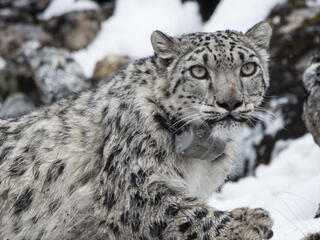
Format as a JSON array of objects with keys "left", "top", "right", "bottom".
[
  {"left": 190, "top": 65, "right": 208, "bottom": 79},
  {"left": 241, "top": 63, "right": 257, "bottom": 77}
]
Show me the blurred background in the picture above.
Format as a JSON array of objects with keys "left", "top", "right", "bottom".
[{"left": 0, "top": 0, "right": 319, "bottom": 178}]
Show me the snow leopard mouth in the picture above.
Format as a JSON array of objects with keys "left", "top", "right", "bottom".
[
  {"left": 206, "top": 115, "right": 247, "bottom": 127},
  {"left": 171, "top": 115, "right": 246, "bottom": 135}
]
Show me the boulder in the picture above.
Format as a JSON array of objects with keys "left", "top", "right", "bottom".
[
  {"left": 92, "top": 55, "right": 132, "bottom": 84},
  {"left": 0, "top": 7, "right": 34, "bottom": 23},
  {"left": 0, "top": 0, "right": 51, "bottom": 14},
  {"left": 93, "top": 0, "right": 115, "bottom": 20},
  {"left": 43, "top": 10, "right": 103, "bottom": 51},
  {"left": 181, "top": 0, "right": 220, "bottom": 22},
  {"left": 0, "top": 53, "right": 39, "bottom": 104},
  {"left": 24, "top": 41, "right": 91, "bottom": 105},
  {"left": 0, "top": 23, "right": 53, "bottom": 56}
]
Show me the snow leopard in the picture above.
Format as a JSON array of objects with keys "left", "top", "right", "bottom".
[{"left": 0, "top": 22, "right": 274, "bottom": 240}]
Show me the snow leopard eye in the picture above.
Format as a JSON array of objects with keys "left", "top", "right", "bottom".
[
  {"left": 190, "top": 65, "right": 208, "bottom": 79},
  {"left": 241, "top": 62, "right": 257, "bottom": 77}
]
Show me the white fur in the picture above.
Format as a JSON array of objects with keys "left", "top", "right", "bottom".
[{"left": 177, "top": 128, "right": 238, "bottom": 201}]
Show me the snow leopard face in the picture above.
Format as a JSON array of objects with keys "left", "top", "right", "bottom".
[{"left": 151, "top": 22, "right": 272, "bottom": 132}]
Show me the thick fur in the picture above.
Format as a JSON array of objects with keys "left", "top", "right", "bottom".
[{"left": 0, "top": 22, "right": 273, "bottom": 239}]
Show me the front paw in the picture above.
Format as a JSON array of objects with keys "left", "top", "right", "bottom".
[{"left": 220, "top": 207, "right": 273, "bottom": 240}]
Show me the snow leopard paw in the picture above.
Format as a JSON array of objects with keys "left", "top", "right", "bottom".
[{"left": 220, "top": 207, "right": 273, "bottom": 240}]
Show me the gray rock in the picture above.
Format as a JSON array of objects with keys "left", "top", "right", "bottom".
[
  {"left": 316, "top": 204, "right": 320, "bottom": 218},
  {"left": 0, "top": 0, "right": 51, "bottom": 15},
  {"left": 24, "top": 41, "right": 91, "bottom": 105},
  {"left": 99, "top": 1, "right": 115, "bottom": 20},
  {"left": 0, "top": 52, "right": 40, "bottom": 104},
  {"left": 0, "top": 23, "right": 53, "bottom": 56},
  {"left": 0, "top": 7, "right": 34, "bottom": 23},
  {"left": 181, "top": 0, "right": 220, "bottom": 22},
  {"left": 43, "top": 10, "right": 102, "bottom": 51},
  {"left": 0, "top": 93, "right": 34, "bottom": 119},
  {"left": 302, "top": 53, "right": 320, "bottom": 146}
]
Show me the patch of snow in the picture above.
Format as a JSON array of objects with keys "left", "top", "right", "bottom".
[
  {"left": 271, "top": 139, "right": 292, "bottom": 160},
  {"left": 306, "top": 0, "right": 320, "bottom": 7},
  {"left": 264, "top": 102, "right": 285, "bottom": 137},
  {"left": 203, "top": 0, "right": 286, "bottom": 33},
  {"left": 39, "top": 0, "right": 98, "bottom": 20},
  {"left": 272, "top": 16, "right": 281, "bottom": 25},
  {"left": 209, "top": 134, "right": 320, "bottom": 239},
  {"left": 73, "top": 0, "right": 202, "bottom": 77},
  {"left": 0, "top": 57, "right": 6, "bottom": 70},
  {"left": 233, "top": 124, "right": 264, "bottom": 175}
]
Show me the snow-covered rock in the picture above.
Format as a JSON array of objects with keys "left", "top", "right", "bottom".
[
  {"left": 0, "top": 23, "right": 52, "bottom": 56},
  {"left": 43, "top": 9, "right": 103, "bottom": 51},
  {"left": 24, "top": 41, "right": 90, "bottom": 104}
]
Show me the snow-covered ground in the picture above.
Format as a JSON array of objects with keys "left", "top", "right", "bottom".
[
  {"left": 40, "top": 0, "right": 320, "bottom": 238},
  {"left": 209, "top": 134, "right": 320, "bottom": 239}
]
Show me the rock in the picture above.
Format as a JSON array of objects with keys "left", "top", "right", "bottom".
[
  {"left": 316, "top": 204, "right": 320, "bottom": 218},
  {"left": 182, "top": 0, "right": 220, "bottom": 22},
  {"left": 43, "top": 10, "right": 103, "bottom": 51},
  {"left": 0, "top": 7, "right": 34, "bottom": 23},
  {"left": 93, "top": 0, "right": 115, "bottom": 20},
  {"left": 0, "top": 0, "right": 51, "bottom": 15},
  {"left": 23, "top": 41, "right": 91, "bottom": 105},
  {"left": 92, "top": 55, "right": 132, "bottom": 84},
  {"left": 0, "top": 23, "right": 53, "bottom": 56},
  {"left": 0, "top": 93, "right": 35, "bottom": 119},
  {"left": 0, "top": 53, "right": 39, "bottom": 104},
  {"left": 302, "top": 53, "right": 320, "bottom": 146}
]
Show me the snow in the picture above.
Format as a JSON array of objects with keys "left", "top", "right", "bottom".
[
  {"left": 203, "top": 0, "right": 286, "bottom": 33},
  {"left": 39, "top": 0, "right": 98, "bottom": 20},
  {"left": 306, "top": 0, "right": 320, "bottom": 7},
  {"left": 42, "top": 0, "right": 320, "bottom": 238},
  {"left": 73, "top": 0, "right": 202, "bottom": 77},
  {"left": 0, "top": 57, "right": 6, "bottom": 70},
  {"left": 209, "top": 134, "right": 320, "bottom": 239}
]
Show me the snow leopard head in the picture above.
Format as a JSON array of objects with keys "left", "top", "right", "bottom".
[{"left": 151, "top": 22, "right": 272, "bottom": 132}]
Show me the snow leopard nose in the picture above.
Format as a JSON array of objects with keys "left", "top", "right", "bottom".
[{"left": 216, "top": 98, "right": 243, "bottom": 111}]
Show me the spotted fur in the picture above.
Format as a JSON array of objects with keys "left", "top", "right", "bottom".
[{"left": 0, "top": 22, "right": 273, "bottom": 239}]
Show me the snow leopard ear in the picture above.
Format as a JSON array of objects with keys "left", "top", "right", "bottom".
[
  {"left": 245, "top": 21, "right": 272, "bottom": 49},
  {"left": 151, "top": 30, "right": 178, "bottom": 60}
]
